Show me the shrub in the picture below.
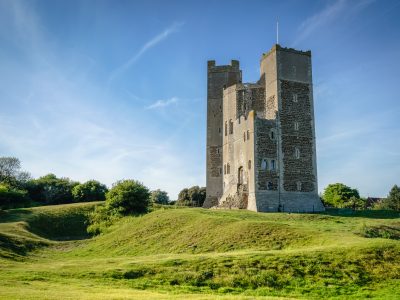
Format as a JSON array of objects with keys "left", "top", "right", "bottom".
[
  {"left": 72, "top": 180, "right": 108, "bottom": 202},
  {"left": 86, "top": 205, "right": 121, "bottom": 235},
  {"left": 177, "top": 186, "right": 206, "bottom": 207},
  {"left": 150, "top": 189, "right": 170, "bottom": 205},
  {"left": 322, "top": 183, "right": 361, "bottom": 208},
  {"left": 0, "top": 183, "right": 30, "bottom": 209},
  {"left": 26, "top": 174, "right": 79, "bottom": 205},
  {"left": 106, "top": 180, "right": 150, "bottom": 214}
]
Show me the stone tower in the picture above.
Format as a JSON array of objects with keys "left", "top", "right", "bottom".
[
  {"left": 203, "top": 60, "right": 242, "bottom": 208},
  {"left": 204, "top": 45, "right": 324, "bottom": 212}
]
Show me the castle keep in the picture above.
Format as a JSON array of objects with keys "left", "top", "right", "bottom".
[{"left": 204, "top": 44, "right": 325, "bottom": 212}]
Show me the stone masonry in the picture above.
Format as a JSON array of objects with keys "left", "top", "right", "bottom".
[{"left": 204, "top": 44, "right": 325, "bottom": 212}]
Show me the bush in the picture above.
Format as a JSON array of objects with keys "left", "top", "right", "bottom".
[
  {"left": 106, "top": 180, "right": 150, "bottom": 214},
  {"left": 322, "top": 183, "right": 361, "bottom": 208},
  {"left": 26, "top": 174, "right": 79, "bottom": 205},
  {"left": 86, "top": 205, "right": 121, "bottom": 235},
  {"left": 150, "top": 189, "right": 169, "bottom": 205},
  {"left": 72, "top": 180, "right": 108, "bottom": 202},
  {"left": 0, "top": 183, "right": 30, "bottom": 209},
  {"left": 177, "top": 186, "right": 206, "bottom": 207}
]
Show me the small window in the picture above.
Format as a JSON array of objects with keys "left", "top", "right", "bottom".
[
  {"left": 219, "top": 167, "right": 222, "bottom": 175},
  {"left": 271, "top": 159, "right": 276, "bottom": 170},
  {"left": 294, "top": 122, "right": 299, "bottom": 131},
  {"left": 296, "top": 181, "right": 302, "bottom": 191},
  {"left": 218, "top": 127, "right": 221, "bottom": 134},
  {"left": 229, "top": 119, "right": 233, "bottom": 134},
  {"left": 227, "top": 163, "right": 230, "bottom": 174},
  {"left": 248, "top": 160, "right": 251, "bottom": 170},
  {"left": 247, "top": 130, "right": 250, "bottom": 140},
  {"left": 270, "top": 129, "right": 275, "bottom": 140},
  {"left": 295, "top": 147, "right": 300, "bottom": 159},
  {"left": 261, "top": 159, "right": 268, "bottom": 170},
  {"left": 293, "top": 93, "right": 298, "bottom": 103},
  {"left": 225, "top": 121, "right": 227, "bottom": 136},
  {"left": 224, "top": 164, "right": 226, "bottom": 175},
  {"left": 267, "top": 181, "right": 273, "bottom": 190},
  {"left": 217, "top": 148, "right": 220, "bottom": 154}
]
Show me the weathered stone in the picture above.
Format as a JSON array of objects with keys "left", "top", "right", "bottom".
[{"left": 205, "top": 45, "right": 324, "bottom": 212}]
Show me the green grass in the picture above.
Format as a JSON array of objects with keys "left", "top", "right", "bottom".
[{"left": 0, "top": 203, "right": 399, "bottom": 299}]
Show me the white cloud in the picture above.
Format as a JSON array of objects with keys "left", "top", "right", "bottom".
[
  {"left": 109, "top": 21, "right": 184, "bottom": 83},
  {"left": 293, "top": 0, "right": 375, "bottom": 46},
  {"left": 145, "top": 97, "right": 179, "bottom": 109}
]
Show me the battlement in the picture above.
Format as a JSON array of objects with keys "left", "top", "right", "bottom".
[
  {"left": 208, "top": 60, "right": 240, "bottom": 72},
  {"left": 261, "top": 44, "right": 311, "bottom": 61}
]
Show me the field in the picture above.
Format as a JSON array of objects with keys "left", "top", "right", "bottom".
[{"left": 0, "top": 202, "right": 399, "bottom": 299}]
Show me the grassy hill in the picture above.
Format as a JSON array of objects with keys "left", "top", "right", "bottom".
[{"left": 0, "top": 203, "right": 399, "bottom": 299}]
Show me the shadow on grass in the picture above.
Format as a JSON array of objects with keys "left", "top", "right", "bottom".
[{"left": 319, "top": 208, "right": 400, "bottom": 219}]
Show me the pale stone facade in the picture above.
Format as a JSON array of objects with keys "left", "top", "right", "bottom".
[{"left": 204, "top": 44, "right": 325, "bottom": 212}]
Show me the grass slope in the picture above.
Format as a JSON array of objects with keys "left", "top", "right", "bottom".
[{"left": 0, "top": 203, "right": 399, "bottom": 299}]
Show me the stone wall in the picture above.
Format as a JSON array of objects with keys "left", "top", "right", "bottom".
[
  {"left": 280, "top": 80, "right": 315, "bottom": 193},
  {"left": 205, "top": 60, "right": 242, "bottom": 208}
]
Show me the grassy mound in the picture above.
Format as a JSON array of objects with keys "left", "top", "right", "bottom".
[
  {"left": 0, "top": 202, "right": 99, "bottom": 259},
  {"left": 0, "top": 203, "right": 399, "bottom": 299}
]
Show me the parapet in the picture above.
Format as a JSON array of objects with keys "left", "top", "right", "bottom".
[
  {"left": 208, "top": 59, "right": 240, "bottom": 72},
  {"left": 261, "top": 44, "right": 311, "bottom": 60}
]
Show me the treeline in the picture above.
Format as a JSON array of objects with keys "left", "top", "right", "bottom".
[
  {"left": 0, "top": 157, "right": 173, "bottom": 210},
  {"left": 0, "top": 157, "right": 110, "bottom": 209},
  {"left": 321, "top": 183, "right": 400, "bottom": 211}
]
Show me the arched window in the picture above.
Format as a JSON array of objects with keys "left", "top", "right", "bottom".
[
  {"left": 296, "top": 181, "right": 302, "bottom": 191},
  {"left": 271, "top": 159, "right": 276, "bottom": 170},
  {"left": 295, "top": 147, "right": 300, "bottom": 159},
  {"left": 261, "top": 159, "right": 268, "bottom": 170},
  {"left": 248, "top": 160, "right": 251, "bottom": 170},
  {"left": 229, "top": 119, "right": 233, "bottom": 134},
  {"left": 224, "top": 121, "right": 227, "bottom": 136},
  {"left": 227, "top": 163, "right": 230, "bottom": 174}
]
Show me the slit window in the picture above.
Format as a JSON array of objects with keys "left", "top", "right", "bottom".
[
  {"left": 294, "top": 122, "right": 299, "bottom": 131},
  {"left": 227, "top": 163, "right": 230, "bottom": 174},
  {"left": 271, "top": 159, "right": 276, "bottom": 170},
  {"left": 296, "top": 181, "right": 302, "bottom": 191},
  {"left": 295, "top": 147, "right": 300, "bottom": 159},
  {"left": 248, "top": 160, "right": 251, "bottom": 170},
  {"left": 224, "top": 121, "right": 227, "bottom": 136},
  {"left": 224, "top": 164, "right": 226, "bottom": 175},
  {"left": 293, "top": 93, "right": 298, "bottom": 103},
  {"left": 243, "top": 132, "right": 246, "bottom": 142},
  {"left": 229, "top": 119, "right": 233, "bottom": 134},
  {"left": 247, "top": 130, "right": 250, "bottom": 140}
]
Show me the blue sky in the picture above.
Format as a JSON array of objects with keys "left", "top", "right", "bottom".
[{"left": 0, "top": 0, "right": 399, "bottom": 199}]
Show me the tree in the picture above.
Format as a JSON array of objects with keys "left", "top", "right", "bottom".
[
  {"left": 322, "top": 183, "right": 360, "bottom": 208},
  {"left": 177, "top": 186, "right": 206, "bottom": 207},
  {"left": 72, "top": 180, "right": 108, "bottom": 202},
  {"left": 27, "top": 174, "right": 79, "bottom": 204},
  {"left": 0, "top": 183, "right": 30, "bottom": 209},
  {"left": 106, "top": 180, "right": 150, "bottom": 214},
  {"left": 0, "top": 157, "right": 21, "bottom": 185},
  {"left": 150, "top": 189, "right": 170, "bottom": 205},
  {"left": 386, "top": 185, "right": 400, "bottom": 211}
]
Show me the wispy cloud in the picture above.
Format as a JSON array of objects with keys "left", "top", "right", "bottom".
[
  {"left": 146, "top": 97, "right": 179, "bottom": 109},
  {"left": 109, "top": 21, "right": 184, "bottom": 83},
  {"left": 293, "top": 0, "right": 374, "bottom": 46}
]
